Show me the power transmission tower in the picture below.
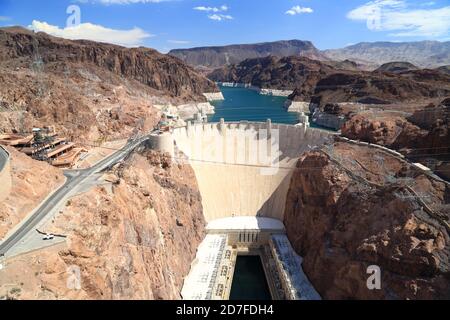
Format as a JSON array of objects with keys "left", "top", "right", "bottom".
[{"left": 30, "top": 39, "right": 46, "bottom": 98}]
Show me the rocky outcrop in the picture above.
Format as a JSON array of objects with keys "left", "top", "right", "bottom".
[
  {"left": 0, "top": 63, "right": 161, "bottom": 142},
  {"left": 284, "top": 141, "right": 450, "bottom": 299},
  {"left": 341, "top": 100, "right": 450, "bottom": 179},
  {"left": 169, "top": 40, "right": 326, "bottom": 69},
  {"left": 375, "top": 62, "right": 419, "bottom": 74},
  {"left": 437, "top": 66, "right": 450, "bottom": 75},
  {"left": 0, "top": 149, "right": 206, "bottom": 300},
  {"left": 309, "top": 71, "right": 450, "bottom": 107},
  {"left": 210, "top": 55, "right": 450, "bottom": 110},
  {"left": 0, "top": 27, "right": 218, "bottom": 100},
  {"left": 210, "top": 56, "right": 335, "bottom": 96},
  {"left": 0, "top": 27, "right": 220, "bottom": 142}
]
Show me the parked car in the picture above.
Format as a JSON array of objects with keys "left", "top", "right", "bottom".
[{"left": 42, "top": 234, "right": 55, "bottom": 241}]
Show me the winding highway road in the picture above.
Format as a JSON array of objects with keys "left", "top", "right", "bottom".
[{"left": 0, "top": 135, "right": 149, "bottom": 257}]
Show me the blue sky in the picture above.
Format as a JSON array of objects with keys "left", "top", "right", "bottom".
[{"left": 0, "top": 0, "right": 449, "bottom": 52}]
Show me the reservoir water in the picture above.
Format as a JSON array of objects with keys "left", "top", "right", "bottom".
[
  {"left": 229, "top": 255, "right": 272, "bottom": 300},
  {"left": 209, "top": 86, "right": 298, "bottom": 124}
]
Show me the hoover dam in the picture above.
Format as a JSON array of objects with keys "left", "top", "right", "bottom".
[{"left": 149, "top": 119, "right": 332, "bottom": 300}]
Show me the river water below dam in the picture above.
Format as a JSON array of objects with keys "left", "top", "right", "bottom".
[{"left": 229, "top": 255, "right": 272, "bottom": 300}]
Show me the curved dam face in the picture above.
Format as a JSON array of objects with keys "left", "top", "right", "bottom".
[{"left": 171, "top": 121, "right": 331, "bottom": 222}]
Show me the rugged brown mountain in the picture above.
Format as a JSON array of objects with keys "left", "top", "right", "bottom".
[
  {"left": 284, "top": 142, "right": 450, "bottom": 300},
  {"left": 0, "top": 27, "right": 217, "bottom": 99},
  {"left": 169, "top": 40, "right": 326, "bottom": 69},
  {"left": 0, "top": 27, "right": 218, "bottom": 142},
  {"left": 375, "top": 62, "right": 419, "bottom": 74},
  {"left": 437, "top": 66, "right": 450, "bottom": 75},
  {"left": 307, "top": 70, "right": 450, "bottom": 107},
  {"left": 210, "top": 55, "right": 450, "bottom": 108},
  {"left": 208, "top": 56, "right": 335, "bottom": 94},
  {"left": 342, "top": 102, "right": 450, "bottom": 181}
]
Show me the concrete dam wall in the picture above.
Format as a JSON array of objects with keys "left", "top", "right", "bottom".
[
  {"left": 170, "top": 121, "right": 331, "bottom": 222},
  {"left": 0, "top": 146, "right": 12, "bottom": 203}
]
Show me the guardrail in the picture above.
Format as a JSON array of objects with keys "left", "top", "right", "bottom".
[
  {"left": 0, "top": 145, "right": 9, "bottom": 172},
  {"left": 0, "top": 145, "right": 12, "bottom": 202}
]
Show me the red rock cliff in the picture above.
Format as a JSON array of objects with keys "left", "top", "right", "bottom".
[{"left": 284, "top": 142, "right": 450, "bottom": 299}]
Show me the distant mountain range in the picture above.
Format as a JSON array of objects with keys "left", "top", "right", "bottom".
[
  {"left": 169, "top": 40, "right": 450, "bottom": 70},
  {"left": 324, "top": 41, "right": 450, "bottom": 69},
  {"left": 169, "top": 40, "right": 326, "bottom": 70}
]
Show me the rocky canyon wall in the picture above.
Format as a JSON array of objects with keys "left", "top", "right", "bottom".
[
  {"left": 0, "top": 149, "right": 206, "bottom": 300},
  {"left": 284, "top": 141, "right": 450, "bottom": 299}
]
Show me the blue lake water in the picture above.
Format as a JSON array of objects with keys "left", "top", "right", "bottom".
[{"left": 209, "top": 86, "right": 299, "bottom": 124}]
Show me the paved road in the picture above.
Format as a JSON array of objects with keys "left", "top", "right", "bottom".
[
  {"left": 0, "top": 146, "right": 8, "bottom": 172},
  {"left": 0, "top": 135, "right": 149, "bottom": 257}
]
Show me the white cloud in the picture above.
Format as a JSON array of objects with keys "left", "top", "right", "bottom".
[
  {"left": 286, "top": 6, "right": 313, "bottom": 16},
  {"left": 208, "top": 14, "right": 233, "bottom": 21},
  {"left": 194, "top": 5, "right": 228, "bottom": 13},
  {"left": 80, "top": 0, "right": 173, "bottom": 4},
  {"left": 167, "top": 39, "right": 190, "bottom": 44},
  {"left": 194, "top": 4, "right": 233, "bottom": 21},
  {"left": 348, "top": 0, "right": 450, "bottom": 37},
  {"left": 28, "top": 20, "right": 152, "bottom": 47},
  {"left": 0, "top": 16, "right": 12, "bottom": 21},
  {"left": 194, "top": 6, "right": 220, "bottom": 12}
]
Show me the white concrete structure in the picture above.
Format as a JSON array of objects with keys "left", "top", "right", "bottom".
[
  {"left": 155, "top": 102, "right": 215, "bottom": 121},
  {"left": 269, "top": 234, "right": 321, "bottom": 300},
  {"left": 259, "top": 88, "right": 293, "bottom": 97},
  {"left": 148, "top": 132, "right": 174, "bottom": 157},
  {"left": 217, "top": 83, "right": 293, "bottom": 97},
  {"left": 169, "top": 120, "right": 331, "bottom": 301},
  {"left": 181, "top": 234, "right": 227, "bottom": 300},
  {"left": 312, "top": 110, "right": 346, "bottom": 131},
  {"left": 207, "top": 217, "right": 285, "bottom": 233},
  {"left": 203, "top": 92, "right": 225, "bottom": 101},
  {"left": 284, "top": 100, "right": 314, "bottom": 113},
  {"left": 218, "top": 82, "right": 258, "bottom": 90},
  {"left": 181, "top": 218, "right": 321, "bottom": 300},
  {"left": 297, "top": 112, "right": 310, "bottom": 127},
  {"left": 172, "top": 121, "right": 332, "bottom": 222}
]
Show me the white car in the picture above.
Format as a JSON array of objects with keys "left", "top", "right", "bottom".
[{"left": 42, "top": 234, "right": 55, "bottom": 241}]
